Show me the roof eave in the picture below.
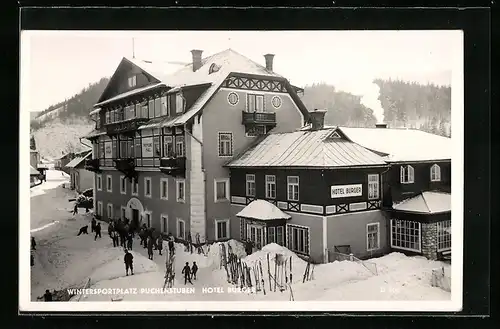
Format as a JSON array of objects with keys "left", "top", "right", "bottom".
[{"left": 225, "top": 164, "right": 390, "bottom": 169}]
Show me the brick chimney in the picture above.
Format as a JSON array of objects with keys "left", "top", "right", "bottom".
[
  {"left": 264, "top": 54, "right": 275, "bottom": 71},
  {"left": 191, "top": 49, "right": 203, "bottom": 72},
  {"left": 309, "top": 109, "right": 327, "bottom": 130},
  {"left": 375, "top": 123, "right": 388, "bottom": 128}
]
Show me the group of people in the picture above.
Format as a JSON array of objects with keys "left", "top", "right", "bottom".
[
  {"left": 108, "top": 218, "right": 134, "bottom": 250},
  {"left": 138, "top": 225, "right": 176, "bottom": 260}
]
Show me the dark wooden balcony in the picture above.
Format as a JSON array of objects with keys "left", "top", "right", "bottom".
[
  {"left": 241, "top": 111, "right": 276, "bottom": 125},
  {"left": 113, "top": 158, "right": 138, "bottom": 181},
  {"left": 84, "top": 158, "right": 101, "bottom": 173},
  {"left": 160, "top": 156, "right": 186, "bottom": 177},
  {"left": 105, "top": 118, "right": 149, "bottom": 135}
]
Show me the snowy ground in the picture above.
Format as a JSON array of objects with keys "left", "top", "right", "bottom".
[{"left": 30, "top": 170, "right": 451, "bottom": 302}]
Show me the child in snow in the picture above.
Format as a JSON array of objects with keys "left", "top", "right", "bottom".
[
  {"left": 182, "top": 262, "right": 193, "bottom": 285},
  {"left": 72, "top": 204, "right": 78, "bottom": 216},
  {"left": 147, "top": 236, "right": 154, "bottom": 260},
  {"left": 124, "top": 249, "right": 134, "bottom": 276},
  {"left": 77, "top": 225, "right": 88, "bottom": 236},
  {"left": 157, "top": 235, "right": 163, "bottom": 256},
  {"left": 94, "top": 223, "right": 102, "bottom": 240},
  {"left": 191, "top": 262, "right": 198, "bottom": 280}
]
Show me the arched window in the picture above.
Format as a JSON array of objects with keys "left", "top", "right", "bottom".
[
  {"left": 430, "top": 164, "right": 441, "bottom": 182},
  {"left": 209, "top": 63, "right": 220, "bottom": 74},
  {"left": 400, "top": 165, "right": 415, "bottom": 184}
]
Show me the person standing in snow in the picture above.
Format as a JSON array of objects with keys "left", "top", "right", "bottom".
[
  {"left": 94, "top": 223, "right": 102, "bottom": 240},
  {"left": 31, "top": 237, "right": 36, "bottom": 250},
  {"left": 124, "top": 249, "right": 134, "bottom": 276},
  {"left": 157, "top": 235, "right": 163, "bottom": 256},
  {"left": 92, "top": 218, "right": 97, "bottom": 233},
  {"left": 147, "top": 236, "right": 154, "bottom": 260},
  {"left": 168, "top": 236, "right": 175, "bottom": 255},
  {"left": 43, "top": 289, "right": 53, "bottom": 301},
  {"left": 127, "top": 232, "right": 133, "bottom": 250},
  {"left": 72, "top": 203, "right": 78, "bottom": 216},
  {"left": 191, "top": 262, "right": 198, "bottom": 280},
  {"left": 182, "top": 262, "right": 193, "bottom": 285},
  {"left": 110, "top": 230, "right": 118, "bottom": 247}
]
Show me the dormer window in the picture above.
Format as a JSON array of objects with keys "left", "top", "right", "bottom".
[
  {"left": 208, "top": 63, "right": 221, "bottom": 74},
  {"left": 128, "top": 75, "right": 137, "bottom": 88},
  {"left": 400, "top": 165, "right": 415, "bottom": 184},
  {"left": 430, "top": 164, "right": 441, "bottom": 182}
]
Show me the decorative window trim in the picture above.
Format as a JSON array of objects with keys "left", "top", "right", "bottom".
[
  {"left": 120, "top": 206, "right": 127, "bottom": 221},
  {"left": 390, "top": 219, "right": 422, "bottom": 253},
  {"left": 271, "top": 95, "right": 282, "bottom": 109},
  {"left": 215, "top": 219, "right": 230, "bottom": 240},
  {"left": 265, "top": 175, "right": 276, "bottom": 199},
  {"left": 119, "top": 175, "right": 127, "bottom": 195},
  {"left": 366, "top": 222, "right": 380, "bottom": 252},
  {"left": 218, "top": 132, "right": 234, "bottom": 157},
  {"left": 160, "top": 214, "right": 168, "bottom": 234},
  {"left": 176, "top": 218, "right": 186, "bottom": 239},
  {"left": 430, "top": 164, "right": 442, "bottom": 182},
  {"left": 144, "top": 210, "right": 152, "bottom": 228},
  {"left": 144, "top": 177, "right": 152, "bottom": 198},
  {"left": 287, "top": 176, "right": 300, "bottom": 201},
  {"left": 400, "top": 165, "right": 415, "bottom": 184},
  {"left": 106, "top": 175, "right": 112, "bottom": 192},
  {"left": 246, "top": 93, "right": 265, "bottom": 112},
  {"left": 245, "top": 174, "right": 256, "bottom": 197},
  {"left": 227, "top": 92, "right": 239, "bottom": 106},
  {"left": 214, "top": 178, "right": 230, "bottom": 203},
  {"left": 286, "top": 224, "right": 310, "bottom": 255},
  {"left": 131, "top": 177, "right": 139, "bottom": 196},
  {"left": 367, "top": 174, "right": 380, "bottom": 200},
  {"left": 160, "top": 177, "right": 169, "bottom": 200},
  {"left": 107, "top": 203, "right": 113, "bottom": 220},
  {"left": 176, "top": 179, "right": 186, "bottom": 203},
  {"left": 97, "top": 201, "right": 103, "bottom": 217},
  {"left": 96, "top": 174, "right": 102, "bottom": 191}
]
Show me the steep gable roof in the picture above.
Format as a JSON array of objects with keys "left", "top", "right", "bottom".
[{"left": 225, "top": 128, "right": 387, "bottom": 168}]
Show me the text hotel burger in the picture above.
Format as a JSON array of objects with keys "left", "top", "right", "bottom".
[{"left": 67, "top": 286, "right": 256, "bottom": 295}]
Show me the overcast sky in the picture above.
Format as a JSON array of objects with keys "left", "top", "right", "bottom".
[{"left": 21, "top": 30, "right": 461, "bottom": 113}]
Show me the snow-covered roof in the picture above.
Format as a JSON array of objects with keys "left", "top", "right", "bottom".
[
  {"left": 236, "top": 200, "right": 291, "bottom": 221},
  {"left": 30, "top": 165, "right": 39, "bottom": 176},
  {"left": 226, "top": 128, "right": 388, "bottom": 168},
  {"left": 82, "top": 129, "right": 107, "bottom": 139},
  {"left": 89, "top": 108, "right": 101, "bottom": 116},
  {"left": 393, "top": 191, "right": 451, "bottom": 214},
  {"left": 334, "top": 126, "right": 452, "bottom": 162},
  {"left": 65, "top": 152, "right": 92, "bottom": 168},
  {"left": 95, "top": 83, "right": 165, "bottom": 107}
]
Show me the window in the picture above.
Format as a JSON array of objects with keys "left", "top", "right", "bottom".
[
  {"left": 160, "top": 178, "right": 168, "bottom": 200},
  {"left": 105, "top": 111, "right": 110, "bottom": 124},
  {"left": 175, "top": 93, "right": 184, "bottom": 113},
  {"left": 215, "top": 219, "right": 230, "bottom": 240},
  {"left": 96, "top": 174, "right": 102, "bottom": 191},
  {"left": 366, "top": 223, "right": 380, "bottom": 251},
  {"left": 246, "top": 174, "right": 256, "bottom": 197},
  {"left": 144, "top": 177, "right": 152, "bottom": 198},
  {"left": 390, "top": 219, "right": 421, "bottom": 252},
  {"left": 97, "top": 201, "right": 103, "bottom": 217},
  {"left": 154, "top": 97, "right": 161, "bottom": 118},
  {"left": 176, "top": 218, "right": 185, "bottom": 239},
  {"left": 246, "top": 125, "right": 266, "bottom": 137},
  {"left": 131, "top": 178, "right": 139, "bottom": 196},
  {"left": 153, "top": 136, "right": 161, "bottom": 157},
  {"left": 160, "top": 95, "right": 169, "bottom": 116},
  {"left": 214, "top": 178, "right": 230, "bottom": 202},
  {"left": 287, "top": 176, "right": 299, "bottom": 201},
  {"left": 148, "top": 99, "right": 154, "bottom": 119},
  {"left": 268, "top": 227, "right": 276, "bottom": 244},
  {"left": 120, "top": 175, "right": 126, "bottom": 195},
  {"left": 265, "top": 175, "right": 276, "bottom": 199},
  {"left": 141, "top": 103, "right": 148, "bottom": 118},
  {"left": 287, "top": 225, "right": 309, "bottom": 255},
  {"left": 437, "top": 221, "right": 451, "bottom": 251},
  {"left": 218, "top": 132, "right": 233, "bottom": 157},
  {"left": 106, "top": 175, "right": 112, "bottom": 192},
  {"left": 128, "top": 75, "right": 136, "bottom": 88},
  {"left": 121, "top": 206, "right": 127, "bottom": 221},
  {"left": 176, "top": 179, "right": 185, "bottom": 203},
  {"left": 145, "top": 211, "right": 152, "bottom": 228},
  {"left": 400, "top": 165, "right": 415, "bottom": 184},
  {"left": 276, "top": 226, "right": 284, "bottom": 246},
  {"left": 430, "top": 164, "right": 441, "bottom": 182},
  {"left": 107, "top": 203, "right": 113, "bottom": 220},
  {"left": 161, "top": 214, "right": 168, "bottom": 233},
  {"left": 163, "top": 136, "right": 174, "bottom": 157},
  {"left": 368, "top": 174, "right": 380, "bottom": 200},
  {"left": 247, "top": 94, "right": 265, "bottom": 112},
  {"left": 209, "top": 63, "right": 221, "bottom": 74},
  {"left": 175, "top": 136, "right": 185, "bottom": 157}
]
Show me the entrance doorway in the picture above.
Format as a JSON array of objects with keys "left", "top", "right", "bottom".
[
  {"left": 132, "top": 209, "right": 139, "bottom": 229},
  {"left": 247, "top": 224, "right": 265, "bottom": 249}
]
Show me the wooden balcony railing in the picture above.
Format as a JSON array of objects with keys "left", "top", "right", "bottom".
[
  {"left": 159, "top": 156, "right": 186, "bottom": 177},
  {"left": 241, "top": 111, "right": 276, "bottom": 125},
  {"left": 84, "top": 158, "right": 101, "bottom": 173},
  {"left": 105, "top": 118, "right": 149, "bottom": 135}
]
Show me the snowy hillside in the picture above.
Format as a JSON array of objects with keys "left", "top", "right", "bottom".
[
  {"left": 32, "top": 118, "right": 94, "bottom": 160},
  {"left": 34, "top": 106, "right": 65, "bottom": 123}
]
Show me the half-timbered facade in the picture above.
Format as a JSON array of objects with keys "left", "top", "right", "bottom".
[{"left": 83, "top": 49, "right": 310, "bottom": 244}]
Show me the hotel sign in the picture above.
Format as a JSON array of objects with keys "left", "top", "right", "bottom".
[
  {"left": 331, "top": 184, "right": 362, "bottom": 198},
  {"left": 141, "top": 137, "right": 154, "bottom": 158}
]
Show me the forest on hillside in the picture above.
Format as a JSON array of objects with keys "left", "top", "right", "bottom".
[
  {"left": 30, "top": 77, "right": 109, "bottom": 131},
  {"left": 300, "top": 79, "right": 451, "bottom": 137}
]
